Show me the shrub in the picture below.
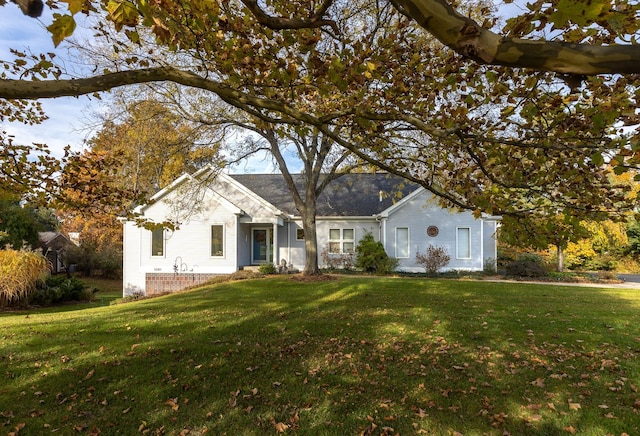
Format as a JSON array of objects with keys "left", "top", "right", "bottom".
[
  {"left": 96, "top": 245, "right": 123, "bottom": 278},
  {"left": 415, "top": 245, "right": 451, "bottom": 274},
  {"left": 584, "top": 255, "right": 617, "bottom": 271},
  {"left": 504, "top": 253, "right": 548, "bottom": 278},
  {"left": 321, "top": 247, "right": 356, "bottom": 271},
  {"left": 258, "top": 263, "right": 278, "bottom": 274},
  {"left": 355, "top": 232, "right": 398, "bottom": 274},
  {"left": 483, "top": 257, "right": 497, "bottom": 274},
  {"left": 0, "top": 249, "right": 49, "bottom": 307},
  {"left": 30, "top": 275, "right": 93, "bottom": 306}
]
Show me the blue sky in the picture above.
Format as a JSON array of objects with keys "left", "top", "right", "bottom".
[
  {"left": 0, "top": 3, "right": 286, "bottom": 173},
  {"left": 0, "top": 3, "right": 94, "bottom": 158}
]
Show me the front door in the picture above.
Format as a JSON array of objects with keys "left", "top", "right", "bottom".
[{"left": 252, "top": 228, "right": 274, "bottom": 264}]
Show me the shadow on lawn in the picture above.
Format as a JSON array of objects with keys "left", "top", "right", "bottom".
[{"left": 1, "top": 276, "right": 640, "bottom": 435}]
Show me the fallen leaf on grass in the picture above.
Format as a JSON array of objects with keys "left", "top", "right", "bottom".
[
  {"left": 530, "top": 378, "right": 545, "bottom": 388},
  {"left": 563, "top": 425, "right": 576, "bottom": 434},
  {"left": 414, "top": 408, "right": 428, "bottom": 418},
  {"left": 165, "top": 398, "right": 179, "bottom": 411},
  {"left": 568, "top": 402, "right": 581, "bottom": 411},
  {"left": 8, "top": 422, "right": 25, "bottom": 436},
  {"left": 85, "top": 369, "right": 95, "bottom": 380},
  {"left": 274, "top": 421, "right": 289, "bottom": 433}
]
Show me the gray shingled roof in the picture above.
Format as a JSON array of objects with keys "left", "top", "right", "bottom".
[{"left": 229, "top": 173, "right": 419, "bottom": 217}]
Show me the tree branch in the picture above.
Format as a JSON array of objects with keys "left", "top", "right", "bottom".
[
  {"left": 391, "top": 0, "right": 640, "bottom": 75},
  {"left": 240, "top": 0, "right": 339, "bottom": 33}
]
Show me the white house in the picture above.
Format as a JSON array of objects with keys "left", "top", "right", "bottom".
[{"left": 121, "top": 168, "right": 500, "bottom": 296}]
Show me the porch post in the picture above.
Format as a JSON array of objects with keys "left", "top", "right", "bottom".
[{"left": 272, "top": 222, "right": 279, "bottom": 266}]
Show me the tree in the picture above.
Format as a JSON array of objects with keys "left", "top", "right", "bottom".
[
  {"left": 0, "top": 133, "right": 64, "bottom": 203},
  {"left": 244, "top": 125, "right": 359, "bottom": 275},
  {"left": 87, "top": 96, "right": 223, "bottom": 195},
  {"left": 0, "top": 195, "right": 47, "bottom": 249},
  {"left": 1, "top": 0, "right": 639, "bottom": 264},
  {"left": 2, "top": 0, "right": 640, "bottom": 74},
  {"left": 499, "top": 213, "right": 591, "bottom": 272}
]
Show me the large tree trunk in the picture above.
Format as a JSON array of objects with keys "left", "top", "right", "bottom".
[
  {"left": 298, "top": 181, "right": 321, "bottom": 276},
  {"left": 301, "top": 210, "right": 321, "bottom": 276}
]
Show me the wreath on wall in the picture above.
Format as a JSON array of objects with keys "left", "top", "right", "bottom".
[{"left": 427, "top": 225, "right": 439, "bottom": 237}]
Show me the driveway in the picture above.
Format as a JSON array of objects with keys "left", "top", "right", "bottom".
[{"left": 617, "top": 274, "right": 640, "bottom": 288}]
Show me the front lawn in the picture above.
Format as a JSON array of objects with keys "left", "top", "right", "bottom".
[{"left": 1, "top": 276, "right": 639, "bottom": 435}]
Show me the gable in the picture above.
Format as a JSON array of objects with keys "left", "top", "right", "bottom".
[{"left": 134, "top": 170, "right": 284, "bottom": 224}]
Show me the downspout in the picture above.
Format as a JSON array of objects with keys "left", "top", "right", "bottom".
[
  {"left": 287, "top": 218, "right": 291, "bottom": 267},
  {"left": 273, "top": 221, "right": 279, "bottom": 266}
]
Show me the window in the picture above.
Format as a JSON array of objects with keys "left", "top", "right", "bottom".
[
  {"left": 457, "top": 227, "right": 471, "bottom": 259},
  {"left": 151, "top": 228, "right": 164, "bottom": 257},
  {"left": 296, "top": 228, "right": 304, "bottom": 240},
  {"left": 329, "top": 228, "right": 354, "bottom": 253},
  {"left": 211, "top": 225, "right": 224, "bottom": 257},
  {"left": 396, "top": 227, "right": 409, "bottom": 258}
]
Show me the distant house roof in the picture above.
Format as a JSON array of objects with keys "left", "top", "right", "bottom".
[
  {"left": 38, "top": 232, "right": 70, "bottom": 249},
  {"left": 229, "top": 173, "right": 419, "bottom": 217}
]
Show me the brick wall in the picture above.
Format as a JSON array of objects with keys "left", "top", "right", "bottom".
[{"left": 145, "top": 273, "right": 222, "bottom": 295}]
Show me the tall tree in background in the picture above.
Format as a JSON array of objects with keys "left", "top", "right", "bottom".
[
  {"left": 0, "top": 0, "right": 638, "bottom": 259},
  {"left": 87, "top": 97, "right": 224, "bottom": 194},
  {"left": 54, "top": 95, "right": 225, "bottom": 275}
]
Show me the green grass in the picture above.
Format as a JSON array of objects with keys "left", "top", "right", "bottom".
[{"left": 1, "top": 276, "right": 639, "bottom": 435}]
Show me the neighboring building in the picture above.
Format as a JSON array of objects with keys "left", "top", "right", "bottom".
[
  {"left": 39, "top": 231, "right": 71, "bottom": 274},
  {"left": 121, "top": 168, "right": 500, "bottom": 296}
]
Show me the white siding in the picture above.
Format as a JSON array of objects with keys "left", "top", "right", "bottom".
[
  {"left": 316, "top": 219, "right": 379, "bottom": 268},
  {"left": 122, "top": 179, "right": 244, "bottom": 295},
  {"left": 383, "top": 190, "right": 486, "bottom": 272}
]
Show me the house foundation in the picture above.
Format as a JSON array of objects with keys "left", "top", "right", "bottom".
[{"left": 145, "top": 273, "right": 222, "bottom": 295}]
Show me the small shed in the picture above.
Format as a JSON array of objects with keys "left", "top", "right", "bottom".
[{"left": 39, "top": 232, "right": 71, "bottom": 273}]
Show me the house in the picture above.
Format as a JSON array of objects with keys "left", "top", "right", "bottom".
[
  {"left": 121, "top": 168, "right": 500, "bottom": 296},
  {"left": 39, "top": 231, "right": 71, "bottom": 274}
]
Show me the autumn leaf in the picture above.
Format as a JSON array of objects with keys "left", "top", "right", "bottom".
[
  {"left": 46, "top": 14, "right": 76, "bottom": 47},
  {"left": 568, "top": 402, "right": 581, "bottom": 411},
  {"left": 530, "top": 378, "right": 545, "bottom": 388},
  {"left": 274, "top": 421, "right": 289, "bottom": 433},
  {"left": 563, "top": 425, "right": 577, "bottom": 434},
  {"left": 85, "top": 369, "right": 95, "bottom": 380},
  {"left": 414, "top": 408, "right": 428, "bottom": 418},
  {"left": 165, "top": 398, "right": 179, "bottom": 411}
]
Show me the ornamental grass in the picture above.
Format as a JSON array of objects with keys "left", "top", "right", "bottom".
[{"left": 0, "top": 249, "right": 48, "bottom": 307}]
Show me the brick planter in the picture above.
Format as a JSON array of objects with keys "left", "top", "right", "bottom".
[{"left": 145, "top": 273, "right": 221, "bottom": 295}]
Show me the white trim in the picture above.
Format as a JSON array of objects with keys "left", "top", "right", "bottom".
[
  {"left": 210, "top": 223, "right": 225, "bottom": 258},
  {"left": 150, "top": 228, "right": 165, "bottom": 258},
  {"left": 456, "top": 227, "right": 471, "bottom": 259},
  {"left": 252, "top": 227, "right": 274, "bottom": 264},
  {"left": 329, "top": 227, "right": 355, "bottom": 254},
  {"left": 395, "top": 227, "right": 410, "bottom": 259}
]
